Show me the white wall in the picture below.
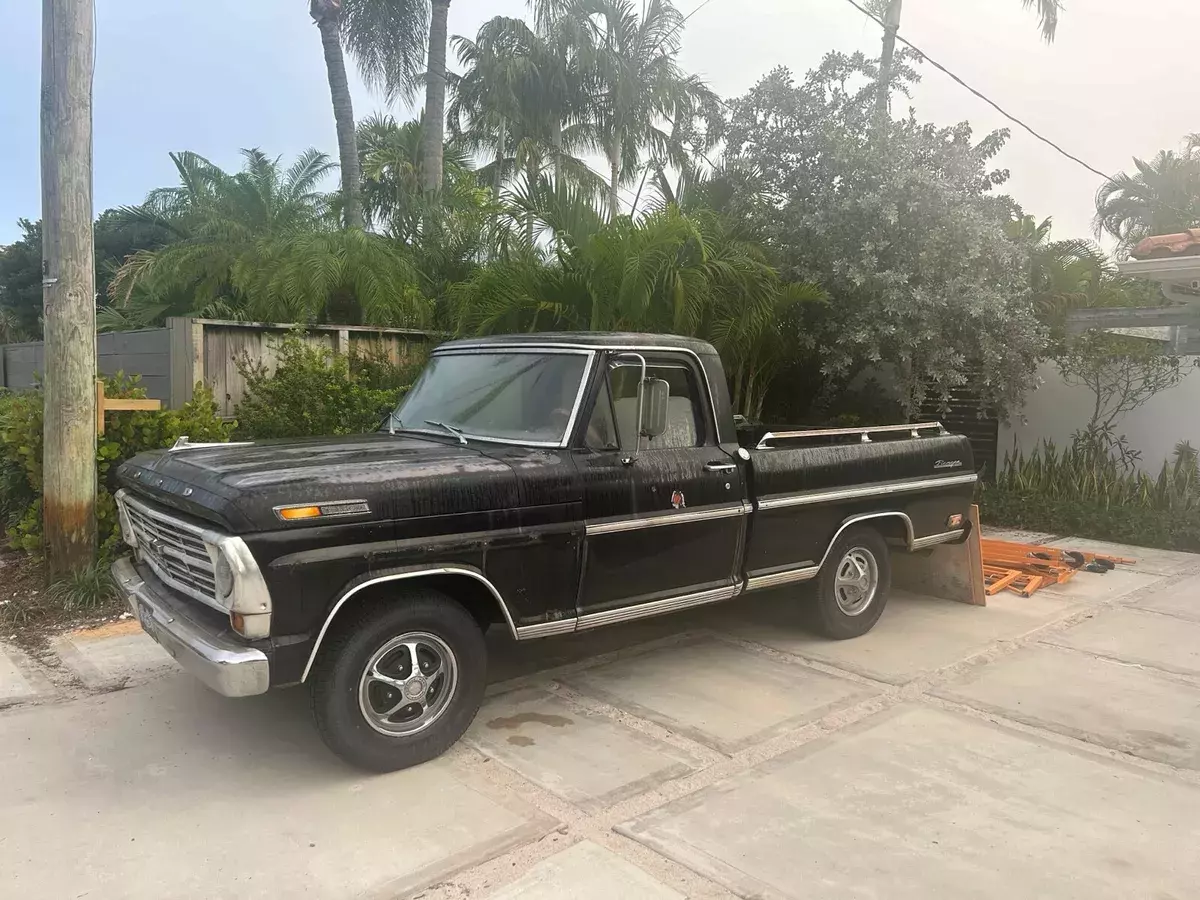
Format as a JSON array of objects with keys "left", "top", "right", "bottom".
[{"left": 999, "top": 359, "right": 1200, "bottom": 473}]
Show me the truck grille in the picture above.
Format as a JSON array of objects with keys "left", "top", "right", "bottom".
[{"left": 119, "top": 493, "right": 218, "bottom": 606}]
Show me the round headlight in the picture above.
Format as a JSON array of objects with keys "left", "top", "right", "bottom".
[{"left": 214, "top": 552, "right": 235, "bottom": 600}]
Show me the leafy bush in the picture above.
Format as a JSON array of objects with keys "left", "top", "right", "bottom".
[
  {"left": 233, "top": 335, "right": 423, "bottom": 439},
  {"left": 0, "top": 375, "right": 231, "bottom": 553},
  {"left": 979, "top": 439, "right": 1200, "bottom": 551},
  {"left": 44, "top": 558, "right": 121, "bottom": 612}
]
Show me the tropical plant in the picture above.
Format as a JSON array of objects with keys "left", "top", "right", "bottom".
[
  {"left": 534, "top": 0, "right": 721, "bottom": 219},
  {"left": 103, "top": 149, "right": 426, "bottom": 328},
  {"left": 309, "top": 0, "right": 430, "bottom": 228},
  {"left": 722, "top": 54, "right": 1045, "bottom": 420},
  {"left": 450, "top": 188, "right": 825, "bottom": 416},
  {"left": 449, "top": 15, "right": 601, "bottom": 200},
  {"left": 1022, "top": 0, "right": 1060, "bottom": 42},
  {"left": 1094, "top": 137, "right": 1200, "bottom": 254}
]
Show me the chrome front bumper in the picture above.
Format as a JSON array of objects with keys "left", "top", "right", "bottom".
[{"left": 112, "top": 556, "right": 270, "bottom": 697}]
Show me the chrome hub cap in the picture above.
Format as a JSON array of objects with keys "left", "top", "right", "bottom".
[
  {"left": 358, "top": 632, "right": 458, "bottom": 737},
  {"left": 834, "top": 547, "right": 879, "bottom": 616}
]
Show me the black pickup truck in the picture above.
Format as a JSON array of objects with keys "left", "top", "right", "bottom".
[{"left": 112, "top": 333, "right": 975, "bottom": 770}]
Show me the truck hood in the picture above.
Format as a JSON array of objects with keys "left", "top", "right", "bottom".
[{"left": 116, "top": 433, "right": 520, "bottom": 532}]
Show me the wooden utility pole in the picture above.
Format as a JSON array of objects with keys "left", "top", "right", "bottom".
[
  {"left": 874, "top": 0, "right": 903, "bottom": 127},
  {"left": 41, "top": 0, "right": 97, "bottom": 574}
]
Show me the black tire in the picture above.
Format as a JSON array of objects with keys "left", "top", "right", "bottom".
[
  {"left": 309, "top": 589, "right": 487, "bottom": 772},
  {"left": 812, "top": 526, "right": 892, "bottom": 640}
]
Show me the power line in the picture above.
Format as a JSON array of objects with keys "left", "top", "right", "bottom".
[{"left": 837, "top": 0, "right": 1113, "bottom": 182}]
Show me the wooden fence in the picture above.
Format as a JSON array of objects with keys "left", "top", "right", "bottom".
[{"left": 0, "top": 318, "right": 439, "bottom": 419}]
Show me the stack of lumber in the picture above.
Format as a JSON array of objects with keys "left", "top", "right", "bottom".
[{"left": 981, "top": 538, "right": 1135, "bottom": 597}]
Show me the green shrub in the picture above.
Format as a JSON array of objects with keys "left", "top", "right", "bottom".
[
  {"left": 45, "top": 558, "right": 121, "bottom": 612},
  {"left": 979, "top": 439, "right": 1200, "bottom": 552},
  {"left": 0, "top": 374, "right": 232, "bottom": 553},
  {"left": 233, "top": 335, "right": 421, "bottom": 439}
]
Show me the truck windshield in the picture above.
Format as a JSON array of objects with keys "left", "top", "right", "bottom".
[{"left": 388, "top": 351, "right": 590, "bottom": 445}]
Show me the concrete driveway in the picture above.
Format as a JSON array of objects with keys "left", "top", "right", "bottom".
[{"left": 2, "top": 533, "right": 1199, "bottom": 899}]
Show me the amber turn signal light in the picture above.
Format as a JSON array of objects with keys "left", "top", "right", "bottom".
[{"left": 278, "top": 505, "right": 321, "bottom": 521}]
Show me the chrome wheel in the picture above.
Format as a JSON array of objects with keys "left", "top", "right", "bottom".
[
  {"left": 834, "top": 547, "right": 878, "bottom": 616},
  {"left": 357, "top": 632, "right": 458, "bottom": 737}
]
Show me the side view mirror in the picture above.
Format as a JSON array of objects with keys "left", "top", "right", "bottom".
[{"left": 640, "top": 378, "right": 669, "bottom": 438}]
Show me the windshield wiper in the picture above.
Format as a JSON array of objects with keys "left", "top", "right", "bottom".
[{"left": 424, "top": 420, "right": 468, "bottom": 445}]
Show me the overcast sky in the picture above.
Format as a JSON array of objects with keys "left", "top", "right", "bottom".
[{"left": 1, "top": 0, "right": 1194, "bottom": 247}]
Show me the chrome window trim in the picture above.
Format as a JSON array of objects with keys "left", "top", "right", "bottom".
[
  {"left": 300, "top": 565, "right": 519, "bottom": 682},
  {"left": 439, "top": 343, "right": 721, "bottom": 446},
  {"left": 414, "top": 347, "right": 596, "bottom": 449},
  {"left": 757, "top": 473, "right": 978, "bottom": 511},
  {"left": 586, "top": 503, "right": 748, "bottom": 536}
]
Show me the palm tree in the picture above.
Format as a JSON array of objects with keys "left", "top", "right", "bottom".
[
  {"left": 1094, "top": 142, "right": 1200, "bottom": 254},
  {"left": 551, "top": 0, "right": 719, "bottom": 220},
  {"left": 422, "top": 0, "right": 452, "bottom": 197},
  {"left": 449, "top": 188, "right": 825, "bottom": 414},
  {"left": 104, "top": 149, "right": 425, "bottom": 328},
  {"left": 1022, "top": 0, "right": 1060, "bottom": 43},
  {"left": 310, "top": 0, "right": 430, "bottom": 228}
]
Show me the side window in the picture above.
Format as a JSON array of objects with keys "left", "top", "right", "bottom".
[
  {"left": 607, "top": 362, "right": 703, "bottom": 450},
  {"left": 583, "top": 378, "right": 619, "bottom": 451}
]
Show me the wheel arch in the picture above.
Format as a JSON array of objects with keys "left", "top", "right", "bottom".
[
  {"left": 301, "top": 566, "right": 517, "bottom": 683},
  {"left": 816, "top": 512, "right": 913, "bottom": 572}
]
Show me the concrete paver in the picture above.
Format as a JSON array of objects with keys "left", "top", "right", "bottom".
[
  {"left": 565, "top": 635, "right": 875, "bottom": 753},
  {"left": 939, "top": 644, "right": 1200, "bottom": 769},
  {"left": 1037, "top": 567, "right": 1162, "bottom": 605},
  {"left": 619, "top": 705, "right": 1200, "bottom": 900},
  {"left": 484, "top": 841, "right": 684, "bottom": 900},
  {"left": 1130, "top": 572, "right": 1200, "bottom": 622},
  {"left": 1045, "top": 537, "right": 1200, "bottom": 576},
  {"left": 980, "top": 528, "right": 1056, "bottom": 544},
  {"left": 467, "top": 689, "right": 702, "bottom": 811},
  {"left": 0, "top": 642, "right": 39, "bottom": 705},
  {"left": 1043, "top": 607, "right": 1200, "bottom": 679},
  {"left": 52, "top": 619, "right": 176, "bottom": 689},
  {"left": 0, "top": 675, "right": 556, "bottom": 900},
  {"left": 722, "top": 590, "right": 1082, "bottom": 685}
]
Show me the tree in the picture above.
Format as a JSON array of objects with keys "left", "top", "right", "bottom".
[
  {"left": 1094, "top": 138, "right": 1200, "bottom": 254},
  {"left": 723, "top": 54, "right": 1045, "bottom": 420},
  {"left": 537, "top": 0, "right": 720, "bottom": 220},
  {"left": 449, "top": 187, "right": 825, "bottom": 415},
  {"left": 422, "top": 0, "right": 452, "bottom": 197},
  {"left": 310, "top": 0, "right": 430, "bottom": 228},
  {"left": 0, "top": 213, "right": 172, "bottom": 341},
  {"left": 1058, "top": 332, "right": 1188, "bottom": 468},
  {"left": 105, "top": 148, "right": 425, "bottom": 328},
  {"left": 449, "top": 15, "right": 600, "bottom": 197},
  {"left": 1023, "top": 0, "right": 1060, "bottom": 43}
]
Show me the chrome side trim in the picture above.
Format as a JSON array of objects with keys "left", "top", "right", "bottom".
[
  {"left": 910, "top": 529, "right": 966, "bottom": 550},
  {"left": 300, "top": 566, "right": 518, "bottom": 682},
  {"left": 746, "top": 565, "right": 820, "bottom": 591},
  {"left": 757, "top": 473, "right": 978, "bottom": 511},
  {"left": 514, "top": 619, "right": 578, "bottom": 639},
  {"left": 586, "top": 503, "right": 747, "bottom": 536},
  {"left": 439, "top": 343, "right": 720, "bottom": 444},
  {"left": 575, "top": 583, "right": 741, "bottom": 631}
]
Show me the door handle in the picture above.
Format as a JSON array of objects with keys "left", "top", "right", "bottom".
[{"left": 704, "top": 462, "right": 738, "bottom": 473}]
